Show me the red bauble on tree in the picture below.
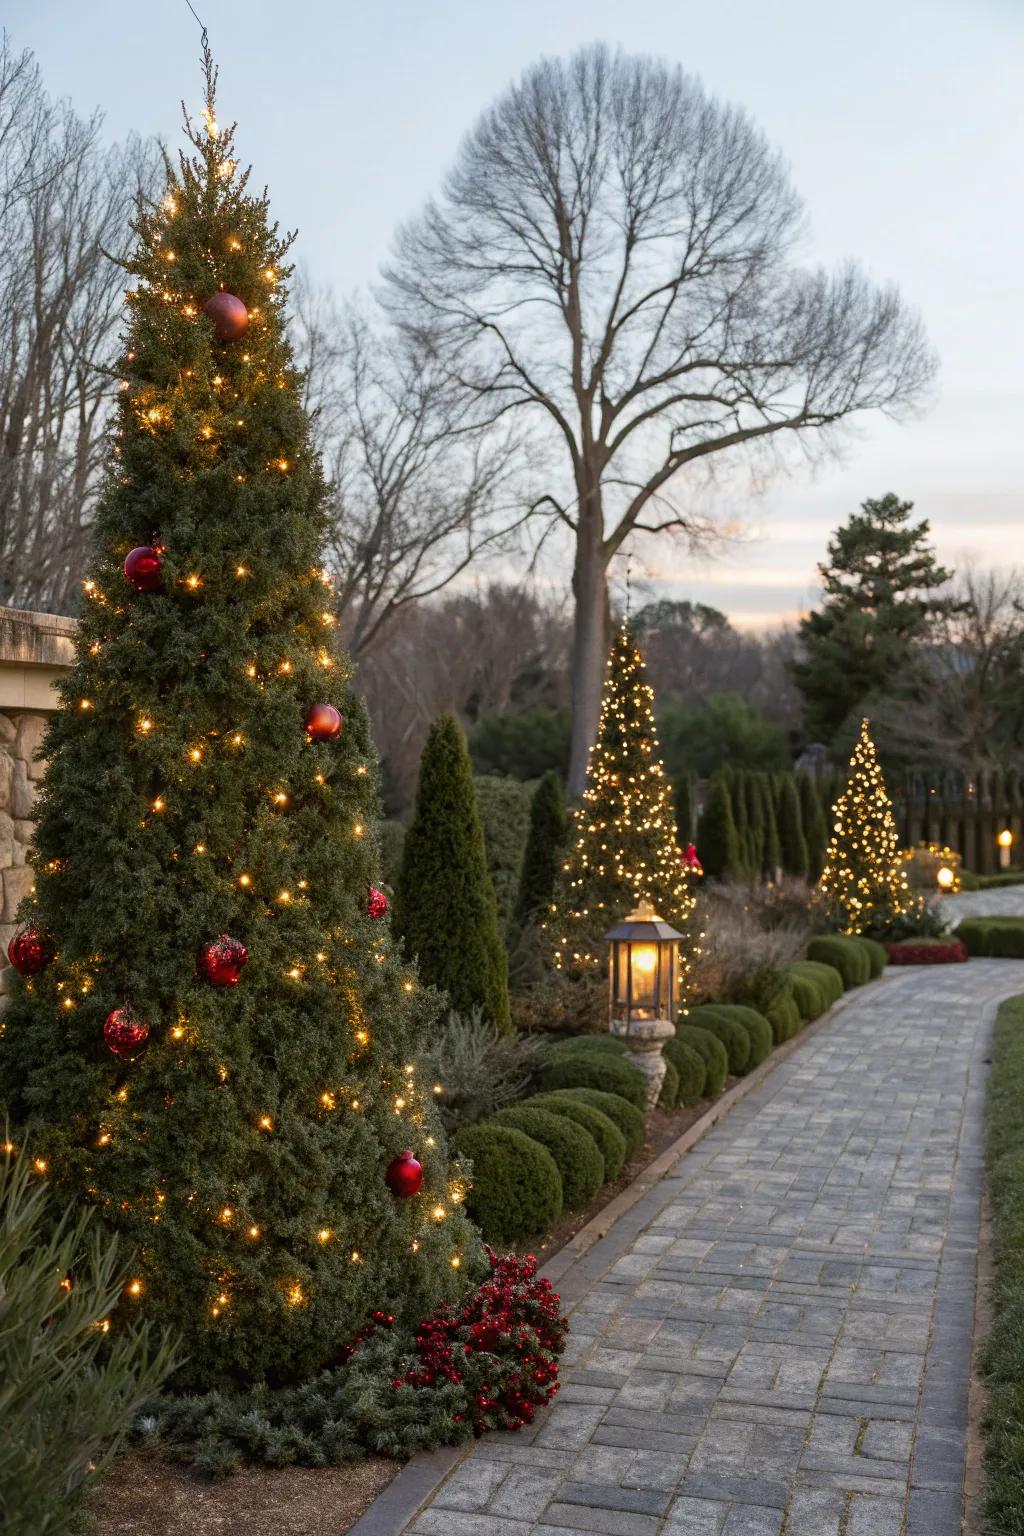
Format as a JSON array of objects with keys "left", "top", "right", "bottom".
[
  {"left": 123, "top": 546, "right": 163, "bottom": 592},
  {"left": 202, "top": 291, "right": 248, "bottom": 342},
  {"left": 385, "top": 1149, "right": 423, "bottom": 1198},
  {"left": 104, "top": 1005, "right": 149, "bottom": 1060},
  {"left": 305, "top": 703, "right": 342, "bottom": 741},
  {"left": 7, "top": 925, "right": 56, "bottom": 976},
  {"left": 367, "top": 887, "right": 388, "bottom": 920},
  {"left": 199, "top": 933, "right": 248, "bottom": 987}
]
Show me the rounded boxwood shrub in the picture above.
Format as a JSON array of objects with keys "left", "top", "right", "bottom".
[
  {"left": 555, "top": 1088, "right": 646, "bottom": 1159},
  {"left": 685, "top": 1005, "right": 750, "bottom": 1075},
  {"left": 531, "top": 1050, "right": 646, "bottom": 1110},
  {"left": 853, "top": 936, "right": 887, "bottom": 978},
  {"left": 807, "top": 935, "right": 871, "bottom": 987},
  {"left": 786, "top": 969, "right": 827, "bottom": 1021},
  {"left": 955, "top": 917, "right": 1024, "bottom": 958},
  {"left": 677, "top": 1025, "right": 729, "bottom": 1096},
  {"left": 453, "top": 1122, "right": 562, "bottom": 1244},
  {"left": 765, "top": 989, "right": 801, "bottom": 1043},
  {"left": 491, "top": 1105, "right": 603, "bottom": 1210},
  {"left": 528, "top": 1094, "right": 627, "bottom": 1179},
  {"left": 790, "top": 958, "right": 844, "bottom": 1007},
  {"left": 663, "top": 1037, "right": 708, "bottom": 1105},
  {"left": 658, "top": 1058, "right": 680, "bottom": 1109},
  {"left": 541, "top": 1034, "right": 627, "bottom": 1059},
  {"left": 708, "top": 1004, "right": 773, "bottom": 1067}
]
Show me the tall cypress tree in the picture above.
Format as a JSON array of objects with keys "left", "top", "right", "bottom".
[
  {"left": 395, "top": 714, "right": 510, "bottom": 1031},
  {"left": 514, "top": 770, "right": 566, "bottom": 930},
  {"left": 759, "top": 774, "right": 782, "bottom": 881},
  {"left": 696, "top": 774, "right": 741, "bottom": 881},
  {"left": 0, "top": 61, "right": 479, "bottom": 1392},
  {"left": 776, "top": 775, "right": 809, "bottom": 879},
  {"left": 798, "top": 774, "right": 828, "bottom": 879},
  {"left": 674, "top": 772, "right": 697, "bottom": 847}
]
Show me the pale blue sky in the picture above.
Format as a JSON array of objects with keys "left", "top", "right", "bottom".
[{"left": 10, "top": 0, "right": 1023, "bottom": 627}]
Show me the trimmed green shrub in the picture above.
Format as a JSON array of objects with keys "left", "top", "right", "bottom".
[
  {"left": 514, "top": 770, "right": 567, "bottom": 930},
  {"left": 542, "top": 1034, "right": 627, "bottom": 1057},
  {"left": 530, "top": 1050, "right": 647, "bottom": 1110},
  {"left": 791, "top": 958, "right": 844, "bottom": 1007},
  {"left": 658, "top": 1058, "right": 680, "bottom": 1110},
  {"left": 807, "top": 934, "right": 871, "bottom": 987},
  {"left": 853, "top": 935, "right": 888, "bottom": 977},
  {"left": 663, "top": 1037, "right": 708, "bottom": 1104},
  {"left": 955, "top": 917, "right": 1024, "bottom": 959},
  {"left": 554, "top": 1088, "right": 646, "bottom": 1159},
  {"left": 395, "top": 714, "right": 510, "bottom": 1029},
  {"left": 528, "top": 1095, "right": 627, "bottom": 1180},
  {"left": 453, "top": 1123, "right": 562, "bottom": 1243},
  {"left": 685, "top": 1004, "right": 750, "bottom": 1075},
  {"left": 0, "top": 1150, "right": 179, "bottom": 1536},
  {"left": 677, "top": 1025, "right": 729, "bottom": 1096},
  {"left": 697, "top": 773, "right": 741, "bottom": 881},
  {"left": 765, "top": 988, "right": 801, "bottom": 1043},
  {"left": 786, "top": 969, "right": 827, "bottom": 1022},
  {"left": 474, "top": 774, "right": 533, "bottom": 937},
  {"left": 491, "top": 1106, "right": 603, "bottom": 1210},
  {"left": 697, "top": 1003, "right": 773, "bottom": 1067}
]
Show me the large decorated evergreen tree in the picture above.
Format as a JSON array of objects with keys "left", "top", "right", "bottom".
[
  {"left": 0, "top": 61, "right": 482, "bottom": 1393},
  {"left": 816, "top": 718, "right": 914, "bottom": 935},
  {"left": 547, "top": 626, "right": 697, "bottom": 1014}
]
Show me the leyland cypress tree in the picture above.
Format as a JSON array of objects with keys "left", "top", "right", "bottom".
[
  {"left": 696, "top": 774, "right": 741, "bottom": 881},
  {"left": 0, "top": 60, "right": 480, "bottom": 1392},
  {"left": 798, "top": 774, "right": 828, "bottom": 878},
  {"left": 394, "top": 714, "right": 510, "bottom": 1031},
  {"left": 776, "top": 775, "right": 809, "bottom": 879},
  {"left": 514, "top": 770, "right": 566, "bottom": 930}
]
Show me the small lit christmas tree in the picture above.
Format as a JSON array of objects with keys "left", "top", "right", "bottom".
[
  {"left": 0, "top": 56, "right": 486, "bottom": 1396},
  {"left": 816, "top": 718, "right": 913, "bottom": 934},
  {"left": 547, "top": 626, "right": 697, "bottom": 1014}
]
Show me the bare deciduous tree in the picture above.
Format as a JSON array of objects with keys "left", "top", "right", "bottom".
[
  {"left": 0, "top": 38, "right": 154, "bottom": 613},
  {"left": 294, "top": 284, "right": 528, "bottom": 658},
  {"left": 384, "top": 44, "right": 936, "bottom": 793}
]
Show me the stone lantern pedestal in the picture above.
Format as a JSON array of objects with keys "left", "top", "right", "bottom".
[{"left": 610, "top": 1014, "right": 675, "bottom": 1108}]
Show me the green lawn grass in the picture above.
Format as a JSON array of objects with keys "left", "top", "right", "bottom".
[{"left": 981, "top": 993, "right": 1024, "bottom": 1531}]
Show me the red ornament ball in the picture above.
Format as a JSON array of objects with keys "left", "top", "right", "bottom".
[
  {"left": 367, "top": 887, "right": 388, "bottom": 920},
  {"left": 104, "top": 1006, "right": 149, "bottom": 1060},
  {"left": 202, "top": 291, "right": 248, "bottom": 343},
  {"left": 123, "top": 546, "right": 162, "bottom": 592},
  {"left": 7, "top": 925, "right": 56, "bottom": 976},
  {"left": 385, "top": 1149, "right": 423, "bottom": 1198},
  {"left": 200, "top": 933, "right": 248, "bottom": 987},
  {"left": 305, "top": 703, "right": 343, "bottom": 741}
]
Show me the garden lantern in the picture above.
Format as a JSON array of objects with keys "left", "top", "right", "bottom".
[
  {"left": 998, "top": 828, "right": 1014, "bottom": 870},
  {"left": 936, "top": 865, "right": 956, "bottom": 891},
  {"left": 604, "top": 899, "right": 682, "bottom": 1106}
]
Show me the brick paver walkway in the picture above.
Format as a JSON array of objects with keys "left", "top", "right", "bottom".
[{"left": 399, "top": 959, "right": 1024, "bottom": 1536}]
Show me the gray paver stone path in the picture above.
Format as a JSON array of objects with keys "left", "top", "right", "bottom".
[{"left": 385, "top": 954, "right": 1024, "bottom": 1536}]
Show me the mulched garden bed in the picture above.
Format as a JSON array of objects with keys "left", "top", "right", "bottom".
[
  {"left": 88, "top": 1093, "right": 715, "bottom": 1536},
  {"left": 884, "top": 937, "right": 969, "bottom": 964}
]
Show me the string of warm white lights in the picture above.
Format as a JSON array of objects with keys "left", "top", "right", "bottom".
[{"left": 816, "top": 717, "right": 913, "bottom": 933}]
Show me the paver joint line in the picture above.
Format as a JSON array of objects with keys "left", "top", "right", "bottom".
[{"left": 360, "top": 940, "right": 1024, "bottom": 1535}]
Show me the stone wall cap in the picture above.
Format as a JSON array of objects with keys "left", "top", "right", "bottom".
[{"left": 0, "top": 608, "right": 78, "bottom": 668}]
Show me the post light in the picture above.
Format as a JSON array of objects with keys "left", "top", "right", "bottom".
[
  {"left": 998, "top": 828, "right": 1014, "bottom": 871},
  {"left": 936, "top": 865, "right": 955, "bottom": 891},
  {"left": 604, "top": 899, "right": 682, "bottom": 1107}
]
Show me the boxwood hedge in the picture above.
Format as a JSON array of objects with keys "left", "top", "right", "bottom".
[
  {"left": 491, "top": 1105, "right": 603, "bottom": 1209},
  {"left": 663, "top": 1037, "right": 708, "bottom": 1104},
  {"left": 453, "top": 1122, "right": 562, "bottom": 1243},
  {"left": 526, "top": 1094, "right": 627, "bottom": 1180},
  {"left": 677, "top": 1025, "right": 729, "bottom": 1096},
  {"left": 531, "top": 1049, "right": 647, "bottom": 1109},
  {"left": 553, "top": 1087, "right": 646, "bottom": 1159}
]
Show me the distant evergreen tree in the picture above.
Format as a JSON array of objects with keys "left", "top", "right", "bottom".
[
  {"left": 730, "top": 769, "right": 753, "bottom": 880},
  {"left": 777, "top": 776, "right": 809, "bottom": 878},
  {"left": 744, "top": 772, "right": 765, "bottom": 880},
  {"left": 697, "top": 774, "right": 741, "bottom": 881},
  {"left": 514, "top": 771, "right": 566, "bottom": 930},
  {"left": 792, "top": 493, "right": 954, "bottom": 744},
  {"left": 674, "top": 772, "right": 697, "bottom": 847},
  {"left": 798, "top": 774, "right": 829, "bottom": 879},
  {"left": 395, "top": 714, "right": 510, "bottom": 1030},
  {"left": 759, "top": 774, "right": 782, "bottom": 881}
]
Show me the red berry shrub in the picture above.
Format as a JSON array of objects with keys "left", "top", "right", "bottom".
[{"left": 883, "top": 939, "right": 968, "bottom": 965}]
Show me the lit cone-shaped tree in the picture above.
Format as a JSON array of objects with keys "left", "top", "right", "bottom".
[
  {"left": 0, "top": 61, "right": 482, "bottom": 1392},
  {"left": 547, "top": 626, "right": 697, "bottom": 1018},
  {"left": 816, "top": 718, "right": 914, "bottom": 935}
]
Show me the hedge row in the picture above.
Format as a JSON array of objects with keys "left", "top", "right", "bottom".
[
  {"left": 954, "top": 917, "right": 1024, "bottom": 959},
  {"left": 456, "top": 940, "right": 883, "bottom": 1245}
]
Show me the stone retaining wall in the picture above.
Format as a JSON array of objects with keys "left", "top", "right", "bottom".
[{"left": 0, "top": 608, "right": 77, "bottom": 999}]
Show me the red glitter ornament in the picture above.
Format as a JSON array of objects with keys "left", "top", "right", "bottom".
[
  {"left": 304, "top": 703, "right": 343, "bottom": 741},
  {"left": 683, "top": 842, "right": 703, "bottom": 875},
  {"left": 7, "top": 925, "right": 56, "bottom": 976},
  {"left": 199, "top": 933, "right": 248, "bottom": 987},
  {"left": 385, "top": 1148, "right": 423, "bottom": 1198},
  {"left": 202, "top": 291, "right": 248, "bottom": 343},
  {"left": 104, "top": 1005, "right": 149, "bottom": 1060},
  {"left": 123, "top": 546, "right": 162, "bottom": 592},
  {"left": 367, "top": 887, "right": 388, "bottom": 920}
]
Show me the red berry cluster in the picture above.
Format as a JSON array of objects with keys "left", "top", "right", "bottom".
[
  {"left": 338, "top": 1308, "right": 395, "bottom": 1363},
  {"left": 383, "top": 1247, "right": 567, "bottom": 1435}
]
